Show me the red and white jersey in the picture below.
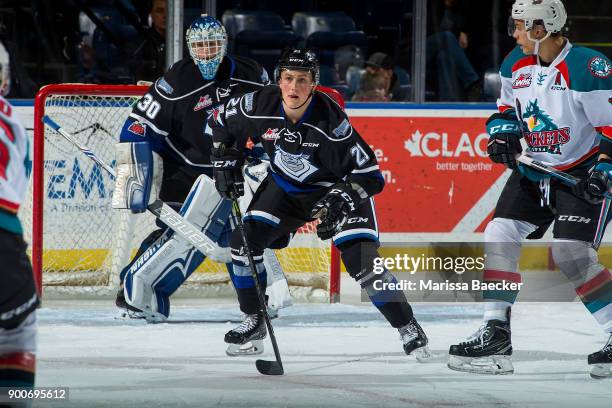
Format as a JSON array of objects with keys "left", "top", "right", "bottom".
[
  {"left": 498, "top": 41, "right": 612, "bottom": 170},
  {"left": 0, "top": 95, "right": 29, "bottom": 234}
]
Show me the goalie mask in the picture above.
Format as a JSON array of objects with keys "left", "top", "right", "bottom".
[
  {"left": 186, "top": 14, "right": 228, "bottom": 80},
  {"left": 508, "top": 0, "right": 567, "bottom": 54}
]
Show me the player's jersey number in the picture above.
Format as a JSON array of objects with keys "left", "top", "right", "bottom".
[{"left": 137, "top": 94, "right": 161, "bottom": 120}]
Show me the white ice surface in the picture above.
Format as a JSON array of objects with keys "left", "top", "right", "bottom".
[{"left": 34, "top": 295, "right": 612, "bottom": 408}]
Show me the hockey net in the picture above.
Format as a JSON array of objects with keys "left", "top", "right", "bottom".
[{"left": 23, "top": 84, "right": 340, "bottom": 302}]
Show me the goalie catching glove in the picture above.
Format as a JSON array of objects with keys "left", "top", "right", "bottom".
[
  {"left": 211, "top": 146, "right": 245, "bottom": 199},
  {"left": 311, "top": 182, "right": 361, "bottom": 240}
]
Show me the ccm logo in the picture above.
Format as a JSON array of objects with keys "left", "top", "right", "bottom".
[
  {"left": 347, "top": 217, "right": 368, "bottom": 224},
  {"left": 558, "top": 215, "right": 591, "bottom": 223},
  {"left": 213, "top": 160, "right": 237, "bottom": 168}
]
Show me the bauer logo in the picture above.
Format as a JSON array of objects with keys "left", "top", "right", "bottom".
[
  {"left": 512, "top": 73, "right": 532, "bottom": 88},
  {"left": 128, "top": 121, "right": 146, "bottom": 136},
  {"left": 404, "top": 130, "right": 488, "bottom": 158},
  {"left": 193, "top": 95, "right": 213, "bottom": 111}
]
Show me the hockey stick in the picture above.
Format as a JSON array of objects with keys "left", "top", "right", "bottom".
[
  {"left": 516, "top": 154, "right": 611, "bottom": 249},
  {"left": 230, "top": 198, "right": 284, "bottom": 376},
  {"left": 42, "top": 115, "right": 224, "bottom": 259}
]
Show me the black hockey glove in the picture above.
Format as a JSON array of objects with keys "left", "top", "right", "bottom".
[
  {"left": 587, "top": 159, "right": 612, "bottom": 198},
  {"left": 486, "top": 112, "right": 522, "bottom": 169},
  {"left": 311, "top": 183, "right": 361, "bottom": 240},
  {"left": 211, "top": 146, "right": 245, "bottom": 199}
]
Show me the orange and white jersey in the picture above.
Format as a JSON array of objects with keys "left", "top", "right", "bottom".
[
  {"left": 498, "top": 41, "right": 612, "bottom": 170},
  {"left": 0, "top": 95, "right": 29, "bottom": 234}
]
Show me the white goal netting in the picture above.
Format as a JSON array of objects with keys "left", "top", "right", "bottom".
[{"left": 20, "top": 84, "right": 339, "bottom": 301}]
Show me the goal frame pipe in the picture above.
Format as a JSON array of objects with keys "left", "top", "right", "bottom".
[{"left": 32, "top": 84, "right": 341, "bottom": 301}]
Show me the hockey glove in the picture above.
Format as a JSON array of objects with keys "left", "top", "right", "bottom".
[
  {"left": 587, "top": 159, "right": 612, "bottom": 198},
  {"left": 486, "top": 112, "right": 522, "bottom": 169},
  {"left": 311, "top": 183, "right": 361, "bottom": 240},
  {"left": 211, "top": 146, "right": 245, "bottom": 199}
]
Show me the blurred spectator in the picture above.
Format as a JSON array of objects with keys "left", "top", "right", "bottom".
[
  {"left": 124, "top": 0, "right": 167, "bottom": 82},
  {"left": 426, "top": 0, "right": 481, "bottom": 101},
  {"left": 352, "top": 68, "right": 390, "bottom": 102},
  {"left": 360, "top": 52, "right": 408, "bottom": 101},
  {"left": 0, "top": 35, "right": 37, "bottom": 98}
]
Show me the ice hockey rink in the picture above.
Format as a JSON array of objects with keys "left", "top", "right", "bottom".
[{"left": 35, "top": 280, "right": 612, "bottom": 408}]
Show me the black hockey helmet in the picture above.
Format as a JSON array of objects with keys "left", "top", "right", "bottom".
[{"left": 275, "top": 48, "right": 320, "bottom": 85}]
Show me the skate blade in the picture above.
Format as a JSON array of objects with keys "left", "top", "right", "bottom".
[
  {"left": 414, "top": 346, "right": 434, "bottom": 363},
  {"left": 226, "top": 340, "right": 264, "bottom": 357},
  {"left": 447, "top": 355, "right": 514, "bottom": 375},
  {"left": 115, "top": 309, "right": 145, "bottom": 320},
  {"left": 590, "top": 363, "right": 612, "bottom": 379}
]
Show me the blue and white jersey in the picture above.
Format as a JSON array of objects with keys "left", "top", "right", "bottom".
[{"left": 210, "top": 85, "right": 384, "bottom": 198}]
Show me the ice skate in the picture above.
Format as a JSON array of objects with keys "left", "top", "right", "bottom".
[
  {"left": 225, "top": 313, "right": 266, "bottom": 356},
  {"left": 399, "top": 318, "right": 431, "bottom": 362},
  {"left": 448, "top": 318, "right": 513, "bottom": 375},
  {"left": 115, "top": 287, "right": 145, "bottom": 319},
  {"left": 588, "top": 334, "right": 612, "bottom": 379}
]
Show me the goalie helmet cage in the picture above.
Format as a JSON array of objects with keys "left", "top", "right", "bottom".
[{"left": 29, "top": 83, "right": 341, "bottom": 303}]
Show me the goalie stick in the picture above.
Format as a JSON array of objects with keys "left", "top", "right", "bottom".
[
  {"left": 516, "top": 154, "right": 611, "bottom": 250},
  {"left": 42, "top": 115, "right": 226, "bottom": 260},
  {"left": 230, "top": 198, "right": 284, "bottom": 376}
]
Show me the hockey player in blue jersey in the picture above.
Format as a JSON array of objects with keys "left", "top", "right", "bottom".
[
  {"left": 113, "top": 15, "right": 292, "bottom": 329},
  {"left": 448, "top": 0, "right": 612, "bottom": 377}
]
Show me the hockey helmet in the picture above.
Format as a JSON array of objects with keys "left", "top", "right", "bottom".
[
  {"left": 508, "top": 0, "right": 567, "bottom": 35},
  {"left": 275, "top": 48, "right": 320, "bottom": 86},
  {"left": 186, "top": 14, "right": 228, "bottom": 80}
]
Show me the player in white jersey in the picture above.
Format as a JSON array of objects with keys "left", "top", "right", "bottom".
[
  {"left": 0, "top": 95, "right": 39, "bottom": 391},
  {"left": 447, "top": 0, "right": 612, "bottom": 377}
]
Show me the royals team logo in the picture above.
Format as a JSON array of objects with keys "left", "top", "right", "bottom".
[
  {"left": 127, "top": 121, "right": 146, "bottom": 137},
  {"left": 512, "top": 73, "right": 532, "bottom": 89},
  {"left": 589, "top": 56, "right": 611, "bottom": 79},
  {"left": 193, "top": 95, "right": 213, "bottom": 111},
  {"left": 521, "top": 99, "right": 570, "bottom": 155},
  {"left": 273, "top": 146, "right": 318, "bottom": 182}
]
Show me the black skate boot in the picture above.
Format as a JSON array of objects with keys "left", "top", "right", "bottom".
[
  {"left": 399, "top": 318, "right": 431, "bottom": 361},
  {"left": 448, "top": 316, "right": 513, "bottom": 374},
  {"left": 114, "top": 287, "right": 144, "bottom": 319},
  {"left": 588, "top": 334, "right": 612, "bottom": 379},
  {"left": 225, "top": 313, "right": 267, "bottom": 356}
]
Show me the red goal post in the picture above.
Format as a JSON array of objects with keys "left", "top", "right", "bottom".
[{"left": 29, "top": 83, "right": 341, "bottom": 302}]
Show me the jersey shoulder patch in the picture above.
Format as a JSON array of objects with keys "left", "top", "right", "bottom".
[{"left": 565, "top": 46, "right": 612, "bottom": 92}]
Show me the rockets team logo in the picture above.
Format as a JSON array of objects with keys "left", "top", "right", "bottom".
[
  {"left": 589, "top": 56, "right": 611, "bottom": 79},
  {"left": 512, "top": 73, "right": 532, "bottom": 89},
  {"left": 521, "top": 99, "right": 570, "bottom": 155}
]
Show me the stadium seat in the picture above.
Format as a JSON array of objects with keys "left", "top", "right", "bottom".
[
  {"left": 222, "top": 10, "right": 299, "bottom": 75},
  {"left": 291, "top": 12, "right": 368, "bottom": 67}
]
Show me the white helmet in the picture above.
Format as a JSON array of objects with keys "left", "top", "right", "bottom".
[{"left": 511, "top": 0, "right": 567, "bottom": 34}]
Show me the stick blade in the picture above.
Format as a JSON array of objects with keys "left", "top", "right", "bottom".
[{"left": 256, "top": 359, "right": 284, "bottom": 376}]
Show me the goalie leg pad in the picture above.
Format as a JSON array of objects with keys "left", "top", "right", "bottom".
[
  {"left": 123, "top": 175, "right": 233, "bottom": 321},
  {"left": 339, "top": 240, "right": 414, "bottom": 328}
]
